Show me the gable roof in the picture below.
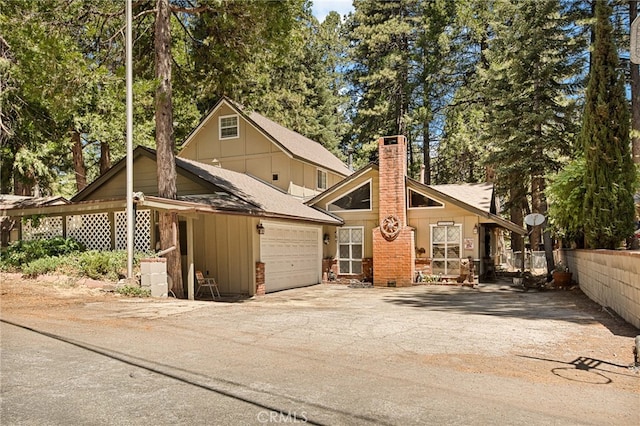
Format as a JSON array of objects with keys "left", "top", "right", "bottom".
[
  {"left": 72, "top": 147, "right": 341, "bottom": 225},
  {"left": 406, "top": 179, "right": 525, "bottom": 234},
  {"left": 305, "top": 163, "right": 525, "bottom": 234},
  {"left": 427, "top": 182, "right": 496, "bottom": 214},
  {"left": 178, "top": 96, "right": 352, "bottom": 177},
  {"left": 305, "top": 162, "right": 378, "bottom": 206},
  {"left": 175, "top": 155, "right": 341, "bottom": 223}
]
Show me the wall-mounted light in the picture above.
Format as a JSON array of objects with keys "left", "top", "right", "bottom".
[
  {"left": 323, "top": 233, "right": 330, "bottom": 245},
  {"left": 257, "top": 223, "right": 265, "bottom": 234},
  {"left": 473, "top": 223, "right": 479, "bottom": 234}
]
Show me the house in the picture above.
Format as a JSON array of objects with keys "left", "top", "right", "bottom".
[
  {"left": 307, "top": 135, "right": 526, "bottom": 286},
  {"left": 1, "top": 98, "right": 525, "bottom": 297},
  {"left": 178, "top": 97, "right": 352, "bottom": 199}
]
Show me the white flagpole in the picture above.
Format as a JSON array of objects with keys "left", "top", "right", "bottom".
[{"left": 126, "top": 0, "right": 134, "bottom": 279}]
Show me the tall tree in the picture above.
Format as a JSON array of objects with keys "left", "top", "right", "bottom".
[
  {"left": 154, "top": 0, "right": 184, "bottom": 298},
  {"left": 346, "top": 0, "right": 416, "bottom": 166},
  {"left": 478, "top": 0, "right": 582, "bottom": 262},
  {"left": 581, "top": 0, "right": 636, "bottom": 249},
  {"left": 434, "top": 0, "right": 496, "bottom": 184},
  {"left": 631, "top": 0, "right": 640, "bottom": 164},
  {"left": 413, "top": 0, "right": 456, "bottom": 184}
]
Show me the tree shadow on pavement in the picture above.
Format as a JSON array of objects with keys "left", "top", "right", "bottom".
[{"left": 385, "top": 285, "right": 639, "bottom": 337}]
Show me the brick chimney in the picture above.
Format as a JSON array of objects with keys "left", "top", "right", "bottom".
[{"left": 372, "top": 136, "right": 415, "bottom": 287}]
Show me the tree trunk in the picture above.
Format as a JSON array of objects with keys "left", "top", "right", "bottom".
[
  {"left": 530, "top": 174, "right": 543, "bottom": 251},
  {"left": 13, "top": 177, "right": 31, "bottom": 196},
  {"left": 423, "top": 121, "right": 430, "bottom": 185},
  {"left": 71, "top": 130, "right": 87, "bottom": 192},
  {"left": 155, "top": 0, "right": 183, "bottom": 298},
  {"left": 532, "top": 174, "right": 555, "bottom": 278},
  {"left": 631, "top": 0, "right": 640, "bottom": 163},
  {"left": 509, "top": 183, "right": 525, "bottom": 256},
  {"left": 99, "top": 141, "right": 111, "bottom": 175}
]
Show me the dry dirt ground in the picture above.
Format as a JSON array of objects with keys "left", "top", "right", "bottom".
[
  {"left": 1, "top": 273, "right": 639, "bottom": 389},
  {"left": 1, "top": 272, "right": 639, "bottom": 425}
]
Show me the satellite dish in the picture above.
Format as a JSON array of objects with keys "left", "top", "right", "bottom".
[{"left": 524, "top": 213, "right": 546, "bottom": 227}]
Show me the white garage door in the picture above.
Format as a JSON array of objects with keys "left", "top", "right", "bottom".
[{"left": 260, "top": 222, "right": 322, "bottom": 293}]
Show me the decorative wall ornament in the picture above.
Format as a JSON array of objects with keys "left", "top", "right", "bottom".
[{"left": 380, "top": 215, "right": 401, "bottom": 241}]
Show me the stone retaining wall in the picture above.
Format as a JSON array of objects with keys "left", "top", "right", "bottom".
[{"left": 558, "top": 249, "right": 640, "bottom": 329}]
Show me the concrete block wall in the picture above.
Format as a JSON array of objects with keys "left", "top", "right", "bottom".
[{"left": 559, "top": 249, "right": 640, "bottom": 329}]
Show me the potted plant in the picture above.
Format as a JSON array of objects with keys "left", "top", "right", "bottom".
[{"left": 552, "top": 261, "right": 572, "bottom": 286}]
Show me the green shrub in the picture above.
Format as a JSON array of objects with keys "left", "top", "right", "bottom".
[
  {"left": 116, "top": 285, "right": 151, "bottom": 297},
  {"left": 1, "top": 242, "right": 153, "bottom": 282},
  {"left": 74, "top": 251, "right": 128, "bottom": 281},
  {"left": 1, "top": 237, "right": 84, "bottom": 267},
  {"left": 22, "top": 256, "right": 63, "bottom": 277}
]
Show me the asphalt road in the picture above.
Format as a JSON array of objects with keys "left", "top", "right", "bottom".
[{"left": 1, "top": 280, "right": 638, "bottom": 425}]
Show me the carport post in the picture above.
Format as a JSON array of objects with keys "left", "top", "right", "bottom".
[{"left": 187, "top": 217, "right": 195, "bottom": 300}]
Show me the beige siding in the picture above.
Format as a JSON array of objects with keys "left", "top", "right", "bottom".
[
  {"left": 408, "top": 203, "right": 481, "bottom": 260},
  {"left": 246, "top": 124, "right": 271, "bottom": 154},
  {"left": 194, "top": 213, "right": 256, "bottom": 295},
  {"left": 271, "top": 152, "right": 291, "bottom": 192},
  {"left": 179, "top": 104, "right": 347, "bottom": 197},
  {"left": 85, "top": 156, "right": 210, "bottom": 200},
  {"left": 312, "top": 171, "right": 380, "bottom": 259},
  {"left": 312, "top": 169, "right": 379, "bottom": 211}
]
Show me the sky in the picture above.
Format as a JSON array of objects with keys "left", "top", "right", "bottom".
[{"left": 311, "top": 0, "right": 354, "bottom": 22}]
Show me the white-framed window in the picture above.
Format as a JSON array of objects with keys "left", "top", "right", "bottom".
[
  {"left": 408, "top": 189, "right": 444, "bottom": 209},
  {"left": 317, "top": 169, "right": 328, "bottom": 190},
  {"left": 327, "top": 180, "right": 372, "bottom": 212},
  {"left": 430, "top": 224, "right": 461, "bottom": 275},
  {"left": 219, "top": 114, "right": 239, "bottom": 139},
  {"left": 338, "top": 227, "right": 363, "bottom": 275}
]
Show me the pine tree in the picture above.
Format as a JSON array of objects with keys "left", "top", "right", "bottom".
[
  {"left": 581, "top": 0, "right": 636, "bottom": 249},
  {"left": 346, "top": 0, "right": 416, "bottom": 166},
  {"left": 477, "top": 0, "right": 582, "bottom": 258}
]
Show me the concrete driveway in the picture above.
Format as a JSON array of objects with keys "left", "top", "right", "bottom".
[{"left": 1, "top": 278, "right": 638, "bottom": 425}]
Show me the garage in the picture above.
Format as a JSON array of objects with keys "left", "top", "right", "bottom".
[{"left": 260, "top": 222, "right": 322, "bottom": 292}]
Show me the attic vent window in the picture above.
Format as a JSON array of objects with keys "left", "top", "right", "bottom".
[
  {"left": 272, "top": 174, "right": 279, "bottom": 181},
  {"left": 219, "top": 115, "right": 239, "bottom": 139},
  {"left": 317, "top": 169, "right": 327, "bottom": 190}
]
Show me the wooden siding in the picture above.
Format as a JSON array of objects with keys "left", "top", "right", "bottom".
[
  {"left": 408, "top": 203, "right": 481, "bottom": 260},
  {"left": 193, "top": 213, "right": 257, "bottom": 296},
  {"left": 84, "top": 156, "right": 211, "bottom": 200},
  {"left": 179, "top": 105, "right": 344, "bottom": 196},
  {"left": 313, "top": 171, "right": 380, "bottom": 259}
]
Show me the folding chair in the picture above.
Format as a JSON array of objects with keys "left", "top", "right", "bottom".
[{"left": 195, "top": 271, "right": 221, "bottom": 300}]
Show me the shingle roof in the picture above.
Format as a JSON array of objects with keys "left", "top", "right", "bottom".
[
  {"left": 176, "top": 155, "right": 342, "bottom": 224},
  {"left": 0, "top": 195, "right": 69, "bottom": 210},
  {"left": 430, "top": 183, "right": 494, "bottom": 213},
  {"left": 244, "top": 109, "right": 352, "bottom": 177},
  {"left": 180, "top": 97, "right": 351, "bottom": 177}
]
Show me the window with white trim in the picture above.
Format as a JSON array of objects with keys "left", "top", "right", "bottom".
[
  {"left": 408, "top": 189, "right": 444, "bottom": 208},
  {"left": 317, "top": 169, "right": 327, "bottom": 190},
  {"left": 430, "top": 224, "right": 461, "bottom": 275},
  {"left": 338, "top": 227, "right": 363, "bottom": 275},
  {"left": 219, "top": 114, "right": 239, "bottom": 139},
  {"left": 328, "top": 181, "right": 371, "bottom": 211}
]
